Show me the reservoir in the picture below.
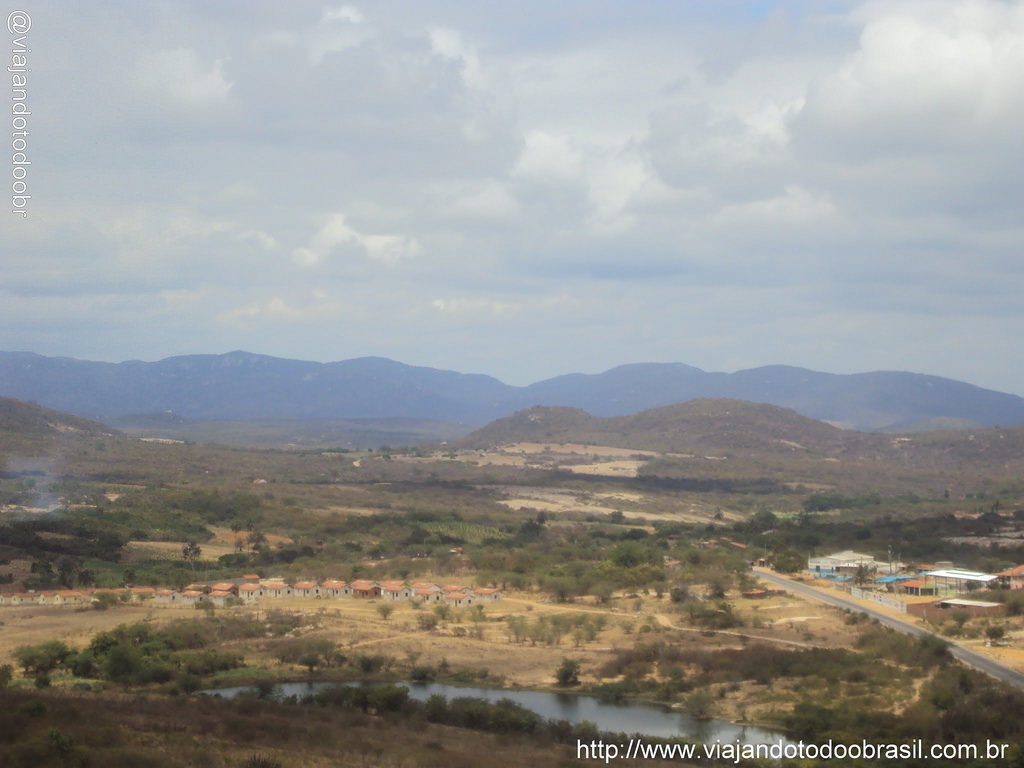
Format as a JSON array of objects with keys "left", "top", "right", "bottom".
[{"left": 204, "top": 680, "right": 788, "bottom": 746}]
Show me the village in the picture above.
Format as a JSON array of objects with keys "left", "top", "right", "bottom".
[
  {"left": 805, "top": 548, "right": 1023, "bottom": 623},
  {"left": 0, "top": 576, "right": 502, "bottom": 610}
]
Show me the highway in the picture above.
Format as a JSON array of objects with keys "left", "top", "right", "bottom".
[{"left": 752, "top": 568, "right": 1024, "bottom": 691}]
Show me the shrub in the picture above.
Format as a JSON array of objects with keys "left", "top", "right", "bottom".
[
  {"left": 18, "top": 698, "right": 47, "bottom": 717},
  {"left": 555, "top": 658, "right": 580, "bottom": 687},
  {"left": 241, "top": 756, "right": 282, "bottom": 768}
]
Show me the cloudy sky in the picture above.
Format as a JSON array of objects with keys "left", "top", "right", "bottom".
[{"left": 5, "top": 0, "right": 1024, "bottom": 393}]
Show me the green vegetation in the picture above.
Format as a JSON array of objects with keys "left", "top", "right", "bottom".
[
  {"left": 555, "top": 658, "right": 580, "bottom": 686},
  {"left": 14, "top": 618, "right": 258, "bottom": 689}
]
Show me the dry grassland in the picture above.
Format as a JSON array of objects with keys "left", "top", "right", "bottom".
[{"left": 0, "top": 584, "right": 867, "bottom": 690}]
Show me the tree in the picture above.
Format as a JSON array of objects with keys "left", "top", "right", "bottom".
[
  {"left": 853, "top": 563, "right": 875, "bottom": 586},
  {"left": 182, "top": 541, "right": 202, "bottom": 574},
  {"left": 376, "top": 603, "right": 395, "bottom": 621},
  {"left": 300, "top": 652, "right": 321, "bottom": 676},
  {"left": 685, "top": 691, "right": 714, "bottom": 720},
  {"left": 432, "top": 604, "right": 451, "bottom": 623},
  {"left": 104, "top": 644, "right": 144, "bottom": 684},
  {"left": 247, "top": 530, "right": 267, "bottom": 553},
  {"left": 555, "top": 658, "right": 580, "bottom": 687},
  {"left": 0, "top": 663, "right": 12, "bottom": 688},
  {"left": 750, "top": 509, "right": 777, "bottom": 533},
  {"left": 772, "top": 549, "right": 806, "bottom": 574},
  {"left": 14, "top": 641, "right": 71, "bottom": 676},
  {"left": 56, "top": 556, "right": 80, "bottom": 588}
]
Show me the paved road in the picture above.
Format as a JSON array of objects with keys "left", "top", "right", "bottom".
[{"left": 752, "top": 569, "right": 1024, "bottom": 691}]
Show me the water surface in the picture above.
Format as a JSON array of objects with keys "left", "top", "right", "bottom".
[{"left": 204, "top": 680, "right": 788, "bottom": 745}]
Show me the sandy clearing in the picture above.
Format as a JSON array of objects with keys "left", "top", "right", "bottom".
[
  {"left": 498, "top": 442, "right": 657, "bottom": 459},
  {"left": 123, "top": 540, "right": 238, "bottom": 562},
  {"left": 592, "top": 491, "right": 645, "bottom": 503},
  {"left": 564, "top": 461, "right": 643, "bottom": 477}
]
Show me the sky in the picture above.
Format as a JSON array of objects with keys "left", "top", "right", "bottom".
[{"left": 4, "top": 0, "right": 1024, "bottom": 393}]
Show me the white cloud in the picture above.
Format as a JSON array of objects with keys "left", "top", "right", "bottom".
[
  {"left": 715, "top": 185, "right": 836, "bottom": 227},
  {"left": 512, "top": 131, "right": 585, "bottom": 185},
  {"left": 323, "top": 5, "right": 365, "bottom": 24},
  {"left": 292, "top": 214, "right": 419, "bottom": 266},
  {"left": 431, "top": 297, "right": 515, "bottom": 316},
  {"left": 448, "top": 180, "right": 521, "bottom": 220},
  {"left": 216, "top": 293, "right": 345, "bottom": 327},
  {"left": 135, "top": 49, "right": 233, "bottom": 108},
  {"left": 797, "top": 1, "right": 1024, "bottom": 151},
  {"left": 310, "top": 4, "right": 372, "bottom": 64},
  {"left": 429, "top": 28, "right": 485, "bottom": 89},
  {"left": 233, "top": 230, "right": 279, "bottom": 250}
]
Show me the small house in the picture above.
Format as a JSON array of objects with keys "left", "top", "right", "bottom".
[
  {"left": 238, "top": 583, "right": 263, "bottom": 603},
  {"left": 292, "top": 580, "right": 321, "bottom": 598},
  {"left": 321, "top": 579, "right": 350, "bottom": 598},
  {"left": 380, "top": 581, "right": 412, "bottom": 601},
  {"left": 351, "top": 580, "right": 381, "bottom": 599}
]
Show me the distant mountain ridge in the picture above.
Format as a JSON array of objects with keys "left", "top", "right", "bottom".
[{"left": 2, "top": 350, "right": 1024, "bottom": 432}]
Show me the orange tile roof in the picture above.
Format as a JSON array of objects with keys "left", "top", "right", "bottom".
[
  {"left": 239, "top": 584, "right": 261, "bottom": 592},
  {"left": 293, "top": 581, "right": 318, "bottom": 590},
  {"left": 182, "top": 590, "right": 204, "bottom": 597},
  {"left": 322, "top": 579, "right": 347, "bottom": 589},
  {"left": 997, "top": 565, "right": 1024, "bottom": 577}
]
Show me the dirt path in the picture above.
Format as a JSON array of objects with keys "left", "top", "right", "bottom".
[
  {"left": 344, "top": 629, "right": 424, "bottom": 650},
  {"left": 651, "top": 613, "right": 822, "bottom": 649}
]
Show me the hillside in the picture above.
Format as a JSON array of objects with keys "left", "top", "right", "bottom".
[
  {"left": 3, "top": 350, "right": 1024, "bottom": 432},
  {"left": 463, "top": 400, "right": 864, "bottom": 454},
  {"left": 0, "top": 396, "right": 114, "bottom": 439},
  {"left": 462, "top": 400, "right": 1024, "bottom": 490}
]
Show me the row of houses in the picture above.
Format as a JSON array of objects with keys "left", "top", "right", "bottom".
[
  {"left": 0, "top": 586, "right": 157, "bottom": 607},
  {"left": 152, "top": 578, "right": 502, "bottom": 608},
  {"left": 0, "top": 577, "right": 502, "bottom": 610}
]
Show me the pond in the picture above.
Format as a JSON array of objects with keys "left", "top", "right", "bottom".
[{"left": 203, "top": 680, "right": 789, "bottom": 746}]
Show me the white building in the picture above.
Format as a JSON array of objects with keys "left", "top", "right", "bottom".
[{"left": 808, "top": 550, "right": 880, "bottom": 576}]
